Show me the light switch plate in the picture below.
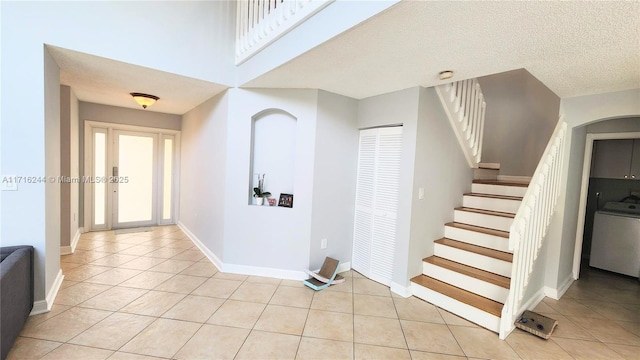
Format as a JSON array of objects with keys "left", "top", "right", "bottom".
[{"left": 418, "top": 188, "right": 425, "bottom": 200}]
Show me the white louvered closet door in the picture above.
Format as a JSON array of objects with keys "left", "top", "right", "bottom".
[{"left": 352, "top": 126, "right": 402, "bottom": 286}]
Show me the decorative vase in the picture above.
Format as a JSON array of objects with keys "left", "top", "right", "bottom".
[{"left": 256, "top": 197, "right": 264, "bottom": 206}]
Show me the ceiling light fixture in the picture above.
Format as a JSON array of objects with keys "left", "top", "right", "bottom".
[
  {"left": 130, "top": 92, "right": 159, "bottom": 109},
  {"left": 438, "top": 70, "right": 454, "bottom": 80}
]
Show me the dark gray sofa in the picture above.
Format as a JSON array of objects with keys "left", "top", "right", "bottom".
[{"left": 0, "top": 246, "right": 34, "bottom": 360}]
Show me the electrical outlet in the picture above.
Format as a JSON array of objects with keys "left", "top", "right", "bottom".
[{"left": 320, "top": 238, "right": 327, "bottom": 249}]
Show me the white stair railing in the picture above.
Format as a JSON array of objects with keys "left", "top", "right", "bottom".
[
  {"left": 236, "top": 0, "right": 334, "bottom": 65},
  {"left": 435, "top": 79, "right": 486, "bottom": 168},
  {"left": 498, "top": 119, "right": 567, "bottom": 339}
]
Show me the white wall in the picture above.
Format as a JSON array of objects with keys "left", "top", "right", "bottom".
[
  {"left": 236, "top": 0, "right": 398, "bottom": 85},
  {"left": 478, "top": 69, "right": 560, "bottom": 176},
  {"left": 223, "top": 89, "right": 318, "bottom": 276},
  {"left": 1, "top": 1, "right": 234, "bottom": 305},
  {"left": 404, "top": 87, "right": 472, "bottom": 285},
  {"left": 180, "top": 92, "right": 229, "bottom": 259},
  {"left": 308, "top": 90, "right": 359, "bottom": 270}
]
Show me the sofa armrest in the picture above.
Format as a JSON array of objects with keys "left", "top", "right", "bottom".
[{"left": 0, "top": 246, "right": 34, "bottom": 360}]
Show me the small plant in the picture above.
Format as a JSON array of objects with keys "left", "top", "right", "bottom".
[{"left": 253, "top": 174, "right": 271, "bottom": 198}]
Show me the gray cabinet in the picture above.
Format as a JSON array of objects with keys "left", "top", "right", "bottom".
[{"left": 592, "top": 139, "right": 640, "bottom": 179}]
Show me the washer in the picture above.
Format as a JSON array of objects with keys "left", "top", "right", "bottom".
[{"left": 590, "top": 202, "right": 640, "bottom": 278}]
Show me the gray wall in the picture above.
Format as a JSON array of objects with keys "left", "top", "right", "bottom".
[
  {"left": 405, "top": 87, "right": 472, "bottom": 283},
  {"left": 357, "top": 87, "right": 419, "bottom": 288},
  {"left": 309, "top": 90, "right": 359, "bottom": 270},
  {"left": 59, "top": 86, "right": 80, "bottom": 248},
  {"left": 580, "top": 116, "right": 640, "bottom": 260},
  {"left": 540, "top": 89, "right": 640, "bottom": 296},
  {"left": 478, "top": 69, "right": 560, "bottom": 176},
  {"left": 223, "top": 89, "right": 317, "bottom": 274},
  {"left": 180, "top": 91, "right": 230, "bottom": 259}
]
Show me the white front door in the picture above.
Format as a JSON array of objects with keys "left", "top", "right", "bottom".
[
  {"left": 112, "top": 130, "right": 158, "bottom": 229},
  {"left": 87, "top": 123, "right": 177, "bottom": 231}
]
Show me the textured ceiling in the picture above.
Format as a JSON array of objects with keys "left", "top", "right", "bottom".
[
  {"left": 243, "top": 1, "right": 640, "bottom": 99},
  {"left": 47, "top": 46, "right": 229, "bottom": 115}
]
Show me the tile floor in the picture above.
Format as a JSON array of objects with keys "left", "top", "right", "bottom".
[{"left": 7, "top": 225, "right": 640, "bottom": 359}]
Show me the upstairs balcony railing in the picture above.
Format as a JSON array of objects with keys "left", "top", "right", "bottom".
[{"left": 236, "top": 0, "right": 334, "bottom": 64}]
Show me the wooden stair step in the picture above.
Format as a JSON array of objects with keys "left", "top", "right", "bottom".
[
  {"left": 435, "top": 238, "right": 513, "bottom": 262},
  {"left": 445, "top": 222, "right": 509, "bottom": 238},
  {"left": 473, "top": 180, "right": 529, "bottom": 187},
  {"left": 455, "top": 207, "right": 515, "bottom": 219},
  {"left": 411, "top": 274, "right": 503, "bottom": 317},
  {"left": 424, "top": 256, "right": 510, "bottom": 289},
  {"left": 464, "top": 193, "right": 523, "bottom": 201}
]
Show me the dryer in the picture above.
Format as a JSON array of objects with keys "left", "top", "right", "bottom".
[{"left": 590, "top": 202, "right": 640, "bottom": 278}]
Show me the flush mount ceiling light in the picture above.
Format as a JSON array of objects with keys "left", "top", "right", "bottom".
[
  {"left": 130, "top": 92, "right": 159, "bottom": 109},
  {"left": 438, "top": 70, "right": 454, "bottom": 80}
]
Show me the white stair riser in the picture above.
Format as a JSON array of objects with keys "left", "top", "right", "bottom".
[
  {"left": 454, "top": 210, "right": 513, "bottom": 233},
  {"left": 472, "top": 183, "right": 527, "bottom": 197},
  {"left": 422, "top": 262, "right": 509, "bottom": 303},
  {"left": 473, "top": 168, "right": 499, "bottom": 180},
  {"left": 444, "top": 226, "right": 510, "bottom": 252},
  {"left": 463, "top": 196, "right": 521, "bottom": 213},
  {"left": 412, "top": 283, "right": 500, "bottom": 332},
  {"left": 434, "top": 243, "right": 512, "bottom": 278}
]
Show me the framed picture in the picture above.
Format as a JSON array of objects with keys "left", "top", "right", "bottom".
[{"left": 278, "top": 193, "right": 293, "bottom": 208}]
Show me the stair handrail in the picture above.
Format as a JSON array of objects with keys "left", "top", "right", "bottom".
[
  {"left": 499, "top": 118, "right": 567, "bottom": 339},
  {"left": 236, "top": 0, "right": 334, "bottom": 65},
  {"left": 435, "top": 79, "right": 486, "bottom": 168}
]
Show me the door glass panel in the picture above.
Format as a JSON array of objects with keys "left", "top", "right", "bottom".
[
  {"left": 162, "top": 138, "right": 173, "bottom": 220},
  {"left": 118, "top": 134, "right": 154, "bottom": 223},
  {"left": 94, "top": 132, "right": 106, "bottom": 226}
]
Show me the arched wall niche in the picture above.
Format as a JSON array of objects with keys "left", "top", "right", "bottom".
[{"left": 249, "top": 108, "right": 297, "bottom": 205}]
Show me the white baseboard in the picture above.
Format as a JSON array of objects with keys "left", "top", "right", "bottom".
[
  {"left": 519, "top": 286, "right": 546, "bottom": 315},
  {"left": 31, "top": 269, "right": 64, "bottom": 316},
  {"left": 497, "top": 175, "right": 532, "bottom": 183},
  {"left": 71, "top": 227, "right": 82, "bottom": 253},
  {"left": 60, "top": 246, "right": 72, "bottom": 256},
  {"left": 390, "top": 282, "right": 412, "bottom": 298},
  {"left": 178, "top": 221, "right": 308, "bottom": 281},
  {"left": 544, "top": 273, "right": 574, "bottom": 300},
  {"left": 60, "top": 228, "right": 83, "bottom": 255},
  {"left": 177, "top": 222, "right": 223, "bottom": 272},
  {"left": 225, "top": 263, "right": 307, "bottom": 281}
]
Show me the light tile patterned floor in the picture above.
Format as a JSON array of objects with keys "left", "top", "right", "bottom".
[{"left": 8, "top": 226, "right": 640, "bottom": 359}]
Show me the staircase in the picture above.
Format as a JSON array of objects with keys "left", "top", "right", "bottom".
[{"left": 411, "top": 168, "right": 529, "bottom": 332}]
